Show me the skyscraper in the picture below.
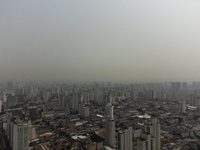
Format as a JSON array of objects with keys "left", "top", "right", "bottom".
[
  {"left": 130, "top": 84, "right": 136, "bottom": 101},
  {"left": 144, "top": 118, "right": 161, "bottom": 150},
  {"left": 28, "top": 120, "right": 36, "bottom": 140},
  {"left": 59, "top": 95, "right": 65, "bottom": 109},
  {"left": 136, "top": 118, "right": 160, "bottom": 150},
  {"left": 1, "top": 91, "right": 7, "bottom": 103},
  {"left": 71, "top": 85, "right": 79, "bottom": 112},
  {"left": 11, "top": 120, "right": 29, "bottom": 150},
  {"left": 0, "top": 100, "right": 2, "bottom": 113},
  {"left": 117, "top": 126, "right": 132, "bottom": 150},
  {"left": 66, "top": 100, "right": 70, "bottom": 116},
  {"left": 181, "top": 99, "right": 186, "bottom": 114},
  {"left": 105, "top": 101, "right": 115, "bottom": 148}
]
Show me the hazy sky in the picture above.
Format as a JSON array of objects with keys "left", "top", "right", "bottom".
[{"left": 1, "top": 0, "right": 200, "bottom": 82}]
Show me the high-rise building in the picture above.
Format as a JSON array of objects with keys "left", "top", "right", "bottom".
[
  {"left": 59, "top": 95, "right": 65, "bottom": 109},
  {"left": 106, "top": 101, "right": 114, "bottom": 119},
  {"left": 181, "top": 99, "right": 186, "bottom": 114},
  {"left": 3, "top": 112, "right": 12, "bottom": 139},
  {"left": 71, "top": 85, "right": 79, "bottom": 112},
  {"left": 0, "top": 100, "right": 2, "bottom": 113},
  {"left": 105, "top": 101, "right": 115, "bottom": 148},
  {"left": 144, "top": 118, "right": 161, "bottom": 150},
  {"left": 7, "top": 81, "right": 14, "bottom": 89},
  {"left": 83, "top": 92, "right": 90, "bottom": 104},
  {"left": 1, "top": 91, "right": 7, "bottom": 103},
  {"left": 117, "top": 126, "right": 132, "bottom": 150},
  {"left": 136, "top": 118, "right": 160, "bottom": 150},
  {"left": 79, "top": 103, "right": 90, "bottom": 118},
  {"left": 137, "top": 134, "right": 155, "bottom": 150},
  {"left": 42, "top": 103, "right": 48, "bottom": 113},
  {"left": 130, "top": 84, "right": 136, "bottom": 101},
  {"left": 43, "top": 91, "right": 50, "bottom": 101},
  {"left": 11, "top": 120, "right": 29, "bottom": 150},
  {"left": 66, "top": 100, "right": 70, "bottom": 116},
  {"left": 28, "top": 120, "right": 36, "bottom": 140},
  {"left": 28, "top": 106, "right": 38, "bottom": 120},
  {"left": 94, "top": 84, "right": 103, "bottom": 104},
  {"left": 182, "top": 82, "right": 187, "bottom": 92}
]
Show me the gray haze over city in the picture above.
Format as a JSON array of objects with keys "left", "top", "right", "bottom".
[{"left": 1, "top": 0, "right": 200, "bottom": 82}]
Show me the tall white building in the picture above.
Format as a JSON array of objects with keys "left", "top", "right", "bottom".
[
  {"left": 105, "top": 101, "right": 115, "bottom": 148},
  {"left": 144, "top": 118, "right": 161, "bottom": 150},
  {"left": 11, "top": 120, "right": 29, "bottom": 150},
  {"left": 117, "top": 126, "right": 132, "bottom": 150}
]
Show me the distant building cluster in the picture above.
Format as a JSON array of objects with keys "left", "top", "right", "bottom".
[{"left": 1, "top": 81, "right": 200, "bottom": 149}]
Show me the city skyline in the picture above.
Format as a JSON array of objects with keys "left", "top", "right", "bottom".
[{"left": 1, "top": 1, "right": 200, "bottom": 82}]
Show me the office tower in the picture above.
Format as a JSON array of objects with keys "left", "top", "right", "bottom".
[
  {"left": 105, "top": 101, "right": 115, "bottom": 148},
  {"left": 181, "top": 99, "right": 186, "bottom": 114},
  {"left": 117, "top": 126, "right": 132, "bottom": 150},
  {"left": 11, "top": 120, "right": 29, "bottom": 150},
  {"left": 144, "top": 118, "right": 161, "bottom": 150}
]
